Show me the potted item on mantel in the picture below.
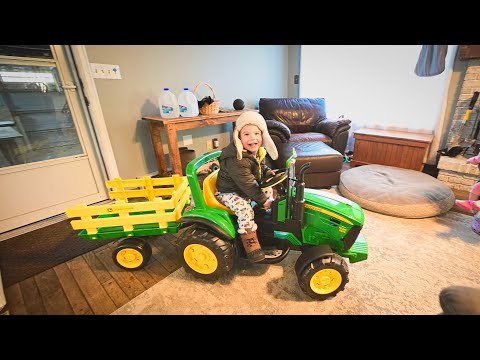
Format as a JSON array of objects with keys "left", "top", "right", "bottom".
[{"left": 233, "top": 99, "right": 245, "bottom": 110}]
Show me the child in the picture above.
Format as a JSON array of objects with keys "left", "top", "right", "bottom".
[
  {"left": 215, "top": 111, "right": 278, "bottom": 263},
  {"left": 455, "top": 153, "right": 480, "bottom": 212}
]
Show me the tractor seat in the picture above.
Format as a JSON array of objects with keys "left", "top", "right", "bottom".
[{"left": 203, "top": 169, "right": 234, "bottom": 215}]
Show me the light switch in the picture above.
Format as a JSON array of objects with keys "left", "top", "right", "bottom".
[
  {"left": 90, "top": 63, "right": 122, "bottom": 79},
  {"left": 90, "top": 63, "right": 106, "bottom": 79}
]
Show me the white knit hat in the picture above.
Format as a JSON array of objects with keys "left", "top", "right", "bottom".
[{"left": 233, "top": 111, "right": 278, "bottom": 160}]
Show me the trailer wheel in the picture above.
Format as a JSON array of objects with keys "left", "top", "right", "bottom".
[
  {"left": 297, "top": 254, "right": 349, "bottom": 301},
  {"left": 178, "top": 224, "right": 234, "bottom": 282},
  {"left": 112, "top": 237, "right": 152, "bottom": 270}
]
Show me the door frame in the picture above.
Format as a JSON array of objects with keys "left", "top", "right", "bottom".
[{"left": 69, "top": 45, "right": 119, "bottom": 179}]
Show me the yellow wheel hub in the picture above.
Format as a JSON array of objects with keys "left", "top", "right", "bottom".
[
  {"left": 116, "top": 248, "right": 144, "bottom": 269},
  {"left": 310, "top": 268, "right": 342, "bottom": 294},
  {"left": 184, "top": 244, "right": 218, "bottom": 275}
]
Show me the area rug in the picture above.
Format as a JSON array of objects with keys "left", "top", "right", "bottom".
[
  {"left": 113, "top": 208, "right": 480, "bottom": 315},
  {"left": 0, "top": 219, "right": 113, "bottom": 287}
]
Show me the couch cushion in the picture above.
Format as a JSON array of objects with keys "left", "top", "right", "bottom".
[
  {"left": 276, "top": 142, "right": 343, "bottom": 173},
  {"left": 339, "top": 164, "right": 455, "bottom": 218}
]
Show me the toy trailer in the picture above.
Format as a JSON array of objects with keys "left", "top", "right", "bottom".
[{"left": 66, "top": 175, "right": 190, "bottom": 269}]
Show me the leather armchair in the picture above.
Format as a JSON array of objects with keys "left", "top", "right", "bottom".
[{"left": 259, "top": 98, "right": 351, "bottom": 154}]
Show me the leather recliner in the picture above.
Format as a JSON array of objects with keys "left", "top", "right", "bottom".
[
  {"left": 259, "top": 97, "right": 349, "bottom": 188},
  {"left": 259, "top": 97, "right": 351, "bottom": 155}
]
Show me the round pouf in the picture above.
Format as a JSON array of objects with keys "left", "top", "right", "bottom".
[{"left": 339, "top": 164, "right": 455, "bottom": 218}]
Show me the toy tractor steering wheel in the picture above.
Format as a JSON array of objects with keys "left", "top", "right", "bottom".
[{"left": 259, "top": 168, "right": 288, "bottom": 189}]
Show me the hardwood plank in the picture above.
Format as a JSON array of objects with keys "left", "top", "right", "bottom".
[
  {"left": 4, "top": 283, "right": 27, "bottom": 315},
  {"left": 95, "top": 247, "right": 147, "bottom": 300},
  {"left": 82, "top": 250, "right": 113, "bottom": 284},
  {"left": 164, "top": 233, "right": 180, "bottom": 246},
  {"left": 102, "top": 278, "right": 130, "bottom": 308},
  {"left": 131, "top": 267, "right": 157, "bottom": 290},
  {"left": 93, "top": 240, "right": 119, "bottom": 253},
  {"left": 144, "top": 258, "right": 171, "bottom": 282},
  {"left": 19, "top": 277, "right": 47, "bottom": 315},
  {"left": 66, "top": 256, "right": 117, "bottom": 315},
  {"left": 149, "top": 236, "right": 182, "bottom": 272},
  {"left": 34, "top": 268, "right": 74, "bottom": 315},
  {"left": 82, "top": 249, "right": 131, "bottom": 307},
  {"left": 53, "top": 263, "right": 93, "bottom": 315}
]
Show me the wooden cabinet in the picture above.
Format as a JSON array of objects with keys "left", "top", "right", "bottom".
[
  {"left": 351, "top": 128, "right": 433, "bottom": 171},
  {"left": 459, "top": 45, "right": 480, "bottom": 60}
]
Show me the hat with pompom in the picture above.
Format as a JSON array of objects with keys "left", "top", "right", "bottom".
[{"left": 233, "top": 111, "right": 278, "bottom": 160}]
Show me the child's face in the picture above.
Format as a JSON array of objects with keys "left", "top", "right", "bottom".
[{"left": 239, "top": 124, "right": 262, "bottom": 154}]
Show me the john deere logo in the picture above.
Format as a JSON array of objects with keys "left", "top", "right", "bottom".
[{"left": 107, "top": 205, "right": 134, "bottom": 212}]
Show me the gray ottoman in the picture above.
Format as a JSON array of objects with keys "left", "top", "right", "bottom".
[
  {"left": 276, "top": 142, "right": 344, "bottom": 188},
  {"left": 338, "top": 164, "right": 455, "bottom": 218}
]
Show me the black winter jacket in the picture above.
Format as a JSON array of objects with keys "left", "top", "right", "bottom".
[{"left": 216, "top": 142, "right": 272, "bottom": 205}]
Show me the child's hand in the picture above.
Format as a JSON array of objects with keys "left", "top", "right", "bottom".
[
  {"left": 267, "top": 169, "right": 276, "bottom": 176},
  {"left": 263, "top": 199, "right": 273, "bottom": 209}
]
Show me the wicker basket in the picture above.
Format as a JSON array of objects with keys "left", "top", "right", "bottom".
[{"left": 194, "top": 82, "right": 220, "bottom": 115}]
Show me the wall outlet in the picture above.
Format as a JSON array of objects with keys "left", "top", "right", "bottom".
[
  {"left": 206, "top": 139, "right": 213, "bottom": 150},
  {"left": 183, "top": 135, "right": 193, "bottom": 146},
  {"left": 105, "top": 64, "right": 122, "bottom": 79}
]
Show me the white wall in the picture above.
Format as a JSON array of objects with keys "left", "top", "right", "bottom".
[
  {"left": 85, "top": 45, "right": 288, "bottom": 179},
  {"left": 300, "top": 45, "right": 458, "bottom": 158}
]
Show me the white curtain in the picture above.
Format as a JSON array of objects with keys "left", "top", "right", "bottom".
[{"left": 300, "top": 45, "right": 457, "bottom": 157}]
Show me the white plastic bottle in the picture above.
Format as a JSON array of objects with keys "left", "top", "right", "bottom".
[
  {"left": 178, "top": 87, "right": 199, "bottom": 117},
  {"left": 158, "top": 88, "right": 180, "bottom": 118}
]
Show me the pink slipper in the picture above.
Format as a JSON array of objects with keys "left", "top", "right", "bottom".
[
  {"left": 455, "top": 200, "right": 476, "bottom": 212},
  {"left": 467, "top": 154, "right": 480, "bottom": 165},
  {"left": 471, "top": 201, "right": 480, "bottom": 212}
]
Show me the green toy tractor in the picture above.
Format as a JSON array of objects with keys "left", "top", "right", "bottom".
[{"left": 177, "top": 149, "right": 368, "bottom": 300}]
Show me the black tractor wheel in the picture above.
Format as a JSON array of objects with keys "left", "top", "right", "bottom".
[
  {"left": 297, "top": 253, "right": 349, "bottom": 301},
  {"left": 177, "top": 224, "right": 235, "bottom": 282},
  {"left": 112, "top": 237, "right": 152, "bottom": 270}
]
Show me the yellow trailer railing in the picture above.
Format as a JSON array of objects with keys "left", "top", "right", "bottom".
[{"left": 66, "top": 175, "right": 191, "bottom": 239}]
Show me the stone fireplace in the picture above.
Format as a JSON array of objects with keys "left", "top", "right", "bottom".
[{"left": 437, "top": 52, "right": 480, "bottom": 191}]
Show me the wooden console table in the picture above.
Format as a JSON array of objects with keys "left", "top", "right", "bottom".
[
  {"left": 143, "top": 110, "right": 247, "bottom": 176},
  {"left": 351, "top": 128, "right": 434, "bottom": 171}
]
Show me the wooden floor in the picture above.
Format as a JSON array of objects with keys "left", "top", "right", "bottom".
[
  {"left": 1, "top": 162, "right": 472, "bottom": 315},
  {"left": 3, "top": 234, "right": 182, "bottom": 315}
]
